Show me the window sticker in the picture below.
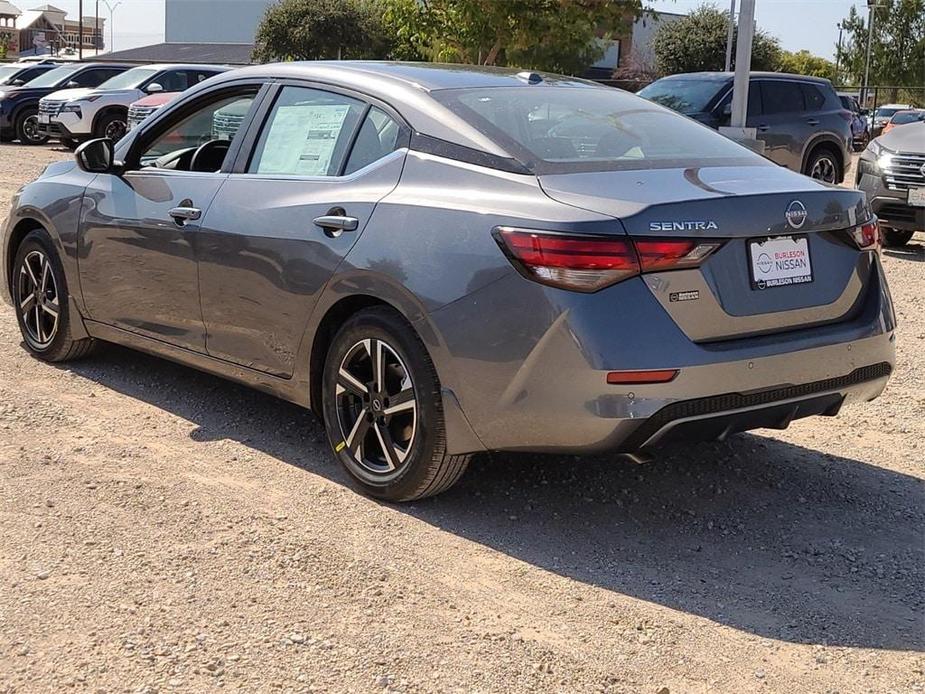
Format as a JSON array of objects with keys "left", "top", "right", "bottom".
[{"left": 256, "top": 103, "right": 350, "bottom": 176}]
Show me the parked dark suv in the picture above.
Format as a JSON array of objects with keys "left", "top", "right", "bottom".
[
  {"left": 0, "top": 61, "right": 60, "bottom": 88},
  {"left": 0, "top": 62, "right": 131, "bottom": 145},
  {"left": 638, "top": 72, "right": 852, "bottom": 184}
]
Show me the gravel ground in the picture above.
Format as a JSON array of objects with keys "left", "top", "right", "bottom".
[{"left": 0, "top": 143, "right": 922, "bottom": 693}]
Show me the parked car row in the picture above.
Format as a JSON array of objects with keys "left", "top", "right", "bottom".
[{"left": 0, "top": 61, "right": 228, "bottom": 148}]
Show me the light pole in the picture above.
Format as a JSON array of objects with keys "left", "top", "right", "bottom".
[
  {"left": 862, "top": 1, "right": 880, "bottom": 106},
  {"left": 724, "top": 0, "right": 737, "bottom": 72},
  {"left": 78, "top": 0, "right": 83, "bottom": 59},
  {"left": 729, "top": 0, "right": 755, "bottom": 129},
  {"left": 102, "top": 0, "right": 122, "bottom": 53},
  {"left": 834, "top": 22, "right": 843, "bottom": 85}
]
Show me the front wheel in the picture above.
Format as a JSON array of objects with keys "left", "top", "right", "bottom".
[
  {"left": 882, "top": 227, "right": 914, "bottom": 247},
  {"left": 15, "top": 108, "right": 48, "bottom": 146},
  {"left": 12, "top": 230, "right": 96, "bottom": 362},
  {"left": 321, "top": 307, "right": 469, "bottom": 502},
  {"left": 95, "top": 112, "right": 128, "bottom": 142}
]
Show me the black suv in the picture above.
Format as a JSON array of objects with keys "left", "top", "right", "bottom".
[
  {"left": 0, "top": 61, "right": 61, "bottom": 88},
  {"left": 638, "top": 72, "right": 853, "bottom": 184},
  {"left": 0, "top": 62, "right": 131, "bottom": 145}
]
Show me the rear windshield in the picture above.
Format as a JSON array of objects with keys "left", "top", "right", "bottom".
[
  {"left": 892, "top": 111, "right": 923, "bottom": 124},
  {"left": 636, "top": 78, "right": 726, "bottom": 114},
  {"left": 432, "top": 86, "right": 767, "bottom": 175}
]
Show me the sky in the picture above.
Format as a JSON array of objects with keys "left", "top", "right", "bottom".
[{"left": 27, "top": 0, "right": 868, "bottom": 59}]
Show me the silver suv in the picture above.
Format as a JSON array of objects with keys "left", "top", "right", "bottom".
[{"left": 639, "top": 72, "right": 853, "bottom": 184}]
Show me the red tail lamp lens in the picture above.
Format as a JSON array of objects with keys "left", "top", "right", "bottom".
[
  {"left": 634, "top": 238, "right": 721, "bottom": 272},
  {"left": 849, "top": 220, "right": 881, "bottom": 251},
  {"left": 606, "top": 369, "right": 680, "bottom": 384}
]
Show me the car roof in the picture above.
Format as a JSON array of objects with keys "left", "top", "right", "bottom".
[
  {"left": 123, "top": 63, "right": 231, "bottom": 72},
  {"left": 878, "top": 103, "right": 913, "bottom": 109}
]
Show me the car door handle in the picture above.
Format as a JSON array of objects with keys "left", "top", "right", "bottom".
[
  {"left": 757, "top": 124, "right": 770, "bottom": 132},
  {"left": 314, "top": 215, "right": 359, "bottom": 234},
  {"left": 168, "top": 206, "right": 202, "bottom": 225},
  {"left": 806, "top": 118, "right": 820, "bottom": 126}
]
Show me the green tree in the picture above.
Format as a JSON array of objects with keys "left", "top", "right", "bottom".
[
  {"left": 379, "top": 0, "right": 642, "bottom": 75},
  {"left": 253, "top": 0, "right": 390, "bottom": 62},
  {"left": 835, "top": 0, "right": 924, "bottom": 100},
  {"left": 652, "top": 4, "right": 781, "bottom": 75},
  {"left": 777, "top": 49, "right": 836, "bottom": 80}
]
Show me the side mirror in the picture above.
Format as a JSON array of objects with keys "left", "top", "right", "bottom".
[
  {"left": 859, "top": 108, "right": 870, "bottom": 116},
  {"left": 722, "top": 103, "right": 733, "bottom": 116},
  {"left": 75, "top": 138, "right": 116, "bottom": 174},
  {"left": 66, "top": 80, "right": 80, "bottom": 88},
  {"left": 11, "top": 79, "right": 24, "bottom": 86},
  {"left": 146, "top": 82, "right": 163, "bottom": 94}
]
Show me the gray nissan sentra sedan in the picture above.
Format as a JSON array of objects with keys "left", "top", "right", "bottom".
[{"left": 1, "top": 62, "right": 896, "bottom": 501}]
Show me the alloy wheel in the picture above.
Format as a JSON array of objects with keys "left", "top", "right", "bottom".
[
  {"left": 21, "top": 115, "right": 42, "bottom": 143},
  {"left": 810, "top": 155, "right": 837, "bottom": 183},
  {"left": 105, "top": 119, "right": 127, "bottom": 142},
  {"left": 335, "top": 338, "right": 417, "bottom": 478},
  {"left": 16, "top": 250, "right": 59, "bottom": 348}
]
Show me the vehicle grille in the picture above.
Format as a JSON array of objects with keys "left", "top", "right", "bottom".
[
  {"left": 877, "top": 203, "right": 918, "bottom": 224},
  {"left": 38, "top": 100, "right": 64, "bottom": 118},
  {"left": 882, "top": 151, "right": 925, "bottom": 191},
  {"left": 127, "top": 104, "right": 158, "bottom": 130},
  {"left": 212, "top": 112, "right": 244, "bottom": 138}
]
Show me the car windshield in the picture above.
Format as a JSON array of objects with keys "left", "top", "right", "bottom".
[
  {"left": 891, "top": 111, "right": 923, "bottom": 124},
  {"left": 636, "top": 78, "right": 726, "bottom": 114},
  {"left": 21, "top": 64, "right": 82, "bottom": 88},
  {"left": 98, "top": 67, "right": 158, "bottom": 90},
  {"left": 433, "top": 86, "right": 765, "bottom": 175},
  {"left": 875, "top": 107, "right": 902, "bottom": 119},
  {"left": 0, "top": 65, "right": 23, "bottom": 85}
]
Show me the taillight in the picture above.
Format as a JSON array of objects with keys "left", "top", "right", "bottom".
[
  {"left": 495, "top": 227, "right": 721, "bottom": 292},
  {"left": 849, "top": 219, "right": 881, "bottom": 251}
]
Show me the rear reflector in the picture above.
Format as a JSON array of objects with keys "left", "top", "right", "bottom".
[
  {"left": 495, "top": 227, "right": 722, "bottom": 292},
  {"left": 606, "top": 369, "right": 679, "bottom": 384}
]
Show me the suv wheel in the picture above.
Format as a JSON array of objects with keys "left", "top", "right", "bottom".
[
  {"left": 882, "top": 227, "right": 914, "bottom": 248},
  {"left": 15, "top": 108, "right": 48, "bottom": 146},
  {"left": 12, "top": 230, "right": 96, "bottom": 362},
  {"left": 95, "top": 112, "right": 128, "bottom": 142},
  {"left": 321, "top": 307, "right": 470, "bottom": 502},
  {"left": 805, "top": 148, "right": 841, "bottom": 183}
]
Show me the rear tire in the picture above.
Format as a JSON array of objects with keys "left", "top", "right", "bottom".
[
  {"left": 11, "top": 230, "right": 96, "bottom": 362},
  {"left": 14, "top": 108, "right": 48, "bottom": 146},
  {"left": 804, "top": 146, "right": 842, "bottom": 184},
  {"left": 321, "top": 306, "right": 469, "bottom": 502},
  {"left": 882, "top": 227, "right": 914, "bottom": 247}
]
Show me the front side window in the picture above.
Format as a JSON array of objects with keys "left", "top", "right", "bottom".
[
  {"left": 138, "top": 90, "right": 258, "bottom": 169},
  {"left": 433, "top": 86, "right": 767, "bottom": 174},
  {"left": 24, "top": 64, "right": 83, "bottom": 88},
  {"left": 248, "top": 86, "right": 366, "bottom": 177},
  {"left": 760, "top": 81, "right": 805, "bottom": 115},
  {"left": 98, "top": 67, "right": 158, "bottom": 91}
]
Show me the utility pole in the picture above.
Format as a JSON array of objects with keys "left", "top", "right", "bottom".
[
  {"left": 862, "top": 1, "right": 878, "bottom": 106},
  {"left": 78, "top": 0, "right": 83, "bottom": 59},
  {"left": 834, "top": 22, "right": 843, "bottom": 85},
  {"left": 96, "top": 0, "right": 100, "bottom": 52},
  {"left": 724, "top": 0, "right": 736, "bottom": 72},
  {"left": 729, "top": 0, "right": 755, "bottom": 129}
]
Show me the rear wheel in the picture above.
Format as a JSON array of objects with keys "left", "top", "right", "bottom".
[
  {"left": 321, "top": 307, "right": 469, "bottom": 502},
  {"left": 882, "top": 227, "right": 914, "bottom": 247},
  {"left": 15, "top": 108, "right": 48, "bottom": 146},
  {"left": 805, "top": 147, "right": 841, "bottom": 184},
  {"left": 12, "top": 230, "right": 96, "bottom": 362}
]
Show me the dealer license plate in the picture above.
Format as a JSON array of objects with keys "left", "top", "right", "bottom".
[
  {"left": 909, "top": 187, "right": 925, "bottom": 207},
  {"left": 749, "top": 236, "right": 813, "bottom": 289},
  {"left": 38, "top": 114, "right": 49, "bottom": 124}
]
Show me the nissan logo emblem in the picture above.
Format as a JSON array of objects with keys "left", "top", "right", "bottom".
[{"left": 785, "top": 200, "right": 808, "bottom": 229}]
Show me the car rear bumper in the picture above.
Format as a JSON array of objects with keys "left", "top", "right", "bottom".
[{"left": 428, "top": 261, "right": 895, "bottom": 456}]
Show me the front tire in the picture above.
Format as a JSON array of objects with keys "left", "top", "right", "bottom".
[
  {"left": 94, "top": 112, "right": 128, "bottom": 142},
  {"left": 321, "top": 307, "right": 469, "bottom": 502},
  {"left": 11, "top": 230, "right": 96, "bottom": 362},
  {"left": 15, "top": 108, "right": 48, "bottom": 146},
  {"left": 882, "top": 227, "right": 914, "bottom": 247}
]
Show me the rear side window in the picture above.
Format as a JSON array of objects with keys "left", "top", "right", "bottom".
[
  {"left": 760, "top": 81, "right": 805, "bottom": 114},
  {"left": 343, "top": 107, "right": 401, "bottom": 174},
  {"left": 636, "top": 78, "right": 726, "bottom": 114},
  {"left": 249, "top": 86, "right": 365, "bottom": 177},
  {"left": 801, "top": 84, "right": 827, "bottom": 111},
  {"left": 433, "top": 86, "right": 768, "bottom": 175}
]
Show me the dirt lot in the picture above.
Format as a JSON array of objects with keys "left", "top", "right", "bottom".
[{"left": 0, "top": 143, "right": 922, "bottom": 694}]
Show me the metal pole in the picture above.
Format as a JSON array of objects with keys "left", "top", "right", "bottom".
[
  {"left": 79, "top": 0, "right": 83, "bottom": 59},
  {"left": 862, "top": 2, "right": 877, "bottom": 106},
  {"left": 724, "top": 0, "right": 736, "bottom": 72},
  {"left": 96, "top": 0, "right": 100, "bottom": 51},
  {"left": 834, "top": 23, "right": 843, "bottom": 85},
  {"left": 729, "top": 0, "right": 755, "bottom": 128}
]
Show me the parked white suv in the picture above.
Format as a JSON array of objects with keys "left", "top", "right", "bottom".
[{"left": 38, "top": 64, "right": 228, "bottom": 146}]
